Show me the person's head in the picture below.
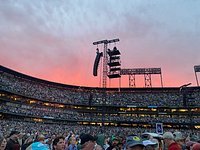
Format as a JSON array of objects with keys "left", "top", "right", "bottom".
[
  {"left": 70, "top": 136, "right": 77, "bottom": 145},
  {"left": 163, "top": 132, "right": 174, "bottom": 148},
  {"left": 104, "top": 137, "right": 110, "bottom": 144},
  {"left": 192, "top": 143, "right": 200, "bottom": 150},
  {"left": 37, "top": 134, "right": 45, "bottom": 143},
  {"left": 125, "top": 136, "right": 144, "bottom": 150},
  {"left": 173, "top": 132, "right": 185, "bottom": 147},
  {"left": 80, "top": 134, "right": 96, "bottom": 150},
  {"left": 150, "top": 138, "right": 159, "bottom": 150},
  {"left": 23, "top": 136, "right": 33, "bottom": 145},
  {"left": 143, "top": 140, "right": 157, "bottom": 150},
  {"left": 0, "top": 135, "right": 7, "bottom": 150},
  {"left": 9, "top": 131, "right": 20, "bottom": 141},
  {"left": 111, "top": 136, "right": 119, "bottom": 147},
  {"left": 51, "top": 135, "right": 56, "bottom": 141},
  {"left": 53, "top": 136, "right": 65, "bottom": 150},
  {"left": 18, "top": 132, "right": 25, "bottom": 139},
  {"left": 186, "top": 141, "right": 197, "bottom": 150}
]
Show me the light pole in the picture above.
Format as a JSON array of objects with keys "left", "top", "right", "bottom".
[
  {"left": 179, "top": 83, "right": 191, "bottom": 107},
  {"left": 179, "top": 83, "right": 192, "bottom": 131}
]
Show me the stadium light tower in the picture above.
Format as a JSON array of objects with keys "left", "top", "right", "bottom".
[
  {"left": 93, "top": 38, "right": 120, "bottom": 88},
  {"left": 179, "top": 83, "right": 191, "bottom": 107},
  {"left": 194, "top": 65, "right": 200, "bottom": 86}
]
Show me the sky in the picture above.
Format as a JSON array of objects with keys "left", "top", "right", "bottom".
[{"left": 0, "top": 0, "right": 200, "bottom": 88}]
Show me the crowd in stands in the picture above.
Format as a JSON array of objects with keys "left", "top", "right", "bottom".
[
  {"left": 1, "top": 72, "right": 200, "bottom": 107},
  {"left": 0, "top": 120, "right": 145, "bottom": 138},
  {"left": 1, "top": 101, "right": 200, "bottom": 124},
  {"left": 0, "top": 119, "right": 200, "bottom": 150},
  {"left": 1, "top": 71, "right": 200, "bottom": 128}
]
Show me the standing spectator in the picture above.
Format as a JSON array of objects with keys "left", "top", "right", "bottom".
[
  {"left": 124, "top": 135, "right": 144, "bottom": 150},
  {"left": 5, "top": 131, "right": 20, "bottom": 150},
  {"left": 103, "top": 137, "right": 110, "bottom": 150},
  {"left": 173, "top": 132, "right": 186, "bottom": 150},
  {"left": 53, "top": 136, "right": 65, "bottom": 150},
  {"left": 67, "top": 136, "right": 77, "bottom": 150},
  {"left": 21, "top": 136, "right": 33, "bottom": 150},
  {"left": 80, "top": 134, "right": 102, "bottom": 150},
  {"left": 0, "top": 135, "right": 7, "bottom": 150},
  {"left": 107, "top": 136, "right": 120, "bottom": 150},
  {"left": 27, "top": 134, "right": 49, "bottom": 150},
  {"left": 163, "top": 132, "right": 181, "bottom": 150}
]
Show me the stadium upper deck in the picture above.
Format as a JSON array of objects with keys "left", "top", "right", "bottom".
[{"left": 0, "top": 65, "right": 200, "bottom": 107}]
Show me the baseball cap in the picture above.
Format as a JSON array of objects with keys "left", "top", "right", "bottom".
[
  {"left": 125, "top": 136, "right": 144, "bottom": 148},
  {"left": 111, "top": 135, "right": 119, "bottom": 141},
  {"left": 173, "top": 132, "right": 184, "bottom": 141},
  {"left": 163, "top": 132, "right": 174, "bottom": 140},
  {"left": 143, "top": 140, "right": 157, "bottom": 146}
]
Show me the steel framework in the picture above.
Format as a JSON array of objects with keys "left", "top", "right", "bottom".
[
  {"left": 93, "top": 38, "right": 119, "bottom": 88},
  {"left": 121, "top": 68, "right": 163, "bottom": 87}
]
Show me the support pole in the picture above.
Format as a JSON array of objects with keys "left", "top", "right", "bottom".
[{"left": 195, "top": 71, "right": 199, "bottom": 86}]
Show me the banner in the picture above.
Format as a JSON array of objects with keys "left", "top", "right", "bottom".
[{"left": 156, "top": 123, "right": 163, "bottom": 134}]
